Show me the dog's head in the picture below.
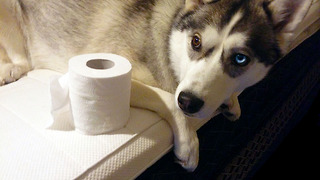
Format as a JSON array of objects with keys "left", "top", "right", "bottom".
[{"left": 169, "top": 0, "right": 311, "bottom": 119}]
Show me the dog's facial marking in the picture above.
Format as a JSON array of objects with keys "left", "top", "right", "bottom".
[
  {"left": 170, "top": 1, "right": 293, "bottom": 119},
  {"left": 222, "top": 10, "right": 243, "bottom": 38},
  {"left": 170, "top": 11, "right": 249, "bottom": 118},
  {"left": 221, "top": 32, "right": 252, "bottom": 78},
  {"left": 186, "top": 11, "right": 252, "bottom": 79},
  {"left": 229, "top": 3, "right": 282, "bottom": 66},
  {"left": 188, "top": 27, "right": 219, "bottom": 61}
]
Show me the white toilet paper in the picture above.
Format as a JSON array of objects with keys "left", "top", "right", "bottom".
[{"left": 49, "top": 53, "right": 132, "bottom": 135}]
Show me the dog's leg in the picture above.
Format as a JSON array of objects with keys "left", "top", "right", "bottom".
[
  {"left": 0, "top": 44, "right": 29, "bottom": 85},
  {"left": 131, "top": 80, "right": 199, "bottom": 171},
  {"left": 0, "top": 2, "right": 30, "bottom": 85},
  {"left": 220, "top": 92, "right": 241, "bottom": 121}
]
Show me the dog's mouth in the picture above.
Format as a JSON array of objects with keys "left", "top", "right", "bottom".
[
  {"left": 182, "top": 112, "right": 195, "bottom": 118},
  {"left": 181, "top": 103, "right": 227, "bottom": 120}
]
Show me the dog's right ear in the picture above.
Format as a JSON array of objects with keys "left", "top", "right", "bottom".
[
  {"left": 184, "top": 0, "right": 217, "bottom": 12},
  {"left": 267, "top": 0, "right": 312, "bottom": 53}
]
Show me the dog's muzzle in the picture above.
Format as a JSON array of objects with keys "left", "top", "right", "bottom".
[{"left": 178, "top": 91, "right": 204, "bottom": 115}]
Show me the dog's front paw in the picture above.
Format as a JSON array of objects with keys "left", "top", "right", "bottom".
[
  {"left": 174, "top": 130, "right": 199, "bottom": 172},
  {"left": 220, "top": 94, "right": 241, "bottom": 121},
  {"left": 220, "top": 103, "right": 241, "bottom": 121},
  {"left": 0, "top": 63, "right": 23, "bottom": 85}
]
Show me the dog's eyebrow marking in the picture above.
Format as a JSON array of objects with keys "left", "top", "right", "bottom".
[
  {"left": 220, "top": 11, "right": 250, "bottom": 78},
  {"left": 199, "top": 26, "right": 219, "bottom": 59},
  {"left": 224, "top": 32, "right": 248, "bottom": 52},
  {"left": 222, "top": 11, "right": 243, "bottom": 39},
  {"left": 262, "top": 1, "right": 273, "bottom": 24}
]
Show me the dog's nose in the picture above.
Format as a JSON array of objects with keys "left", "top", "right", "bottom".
[{"left": 178, "top": 91, "right": 204, "bottom": 114}]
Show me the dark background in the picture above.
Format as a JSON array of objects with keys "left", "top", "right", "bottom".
[{"left": 253, "top": 93, "right": 320, "bottom": 179}]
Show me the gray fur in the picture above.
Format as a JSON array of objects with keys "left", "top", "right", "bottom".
[{"left": 19, "top": 0, "right": 184, "bottom": 92}]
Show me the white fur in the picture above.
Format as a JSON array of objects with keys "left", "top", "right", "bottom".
[{"left": 170, "top": 30, "right": 190, "bottom": 82}]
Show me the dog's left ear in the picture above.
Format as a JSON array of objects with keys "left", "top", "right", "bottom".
[
  {"left": 184, "top": 0, "right": 218, "bottom": 12},
  {"left": 267, "top": 0, "right": 312, "bottom": 52}
]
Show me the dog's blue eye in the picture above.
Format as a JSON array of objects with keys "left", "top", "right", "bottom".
[{"left": 233, "top": 54, "right": 250, "bottom": 66}]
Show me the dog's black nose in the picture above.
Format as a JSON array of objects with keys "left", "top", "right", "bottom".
[{"left": 178, "top": 91, "right": 204, "bottom": 114}]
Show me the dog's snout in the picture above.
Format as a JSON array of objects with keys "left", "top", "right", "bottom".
[{"left": 178, "top": 91, "right": 204, "bottom": 114}]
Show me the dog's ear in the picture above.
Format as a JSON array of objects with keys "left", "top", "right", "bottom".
[
  {"left": 267, "top": 0, "right": 312, "bottom": 52},
  {"left": 184, "top": 0, "right": 217, "bottom": 11}
]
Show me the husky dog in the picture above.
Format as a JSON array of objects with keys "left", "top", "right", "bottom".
[{"left": 0, "top": 0, "right": 311, "bottom": 171}]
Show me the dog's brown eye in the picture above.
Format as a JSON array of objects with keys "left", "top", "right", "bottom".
[{"left": 191, "top": 33, "right": 202, "bottom": 51}]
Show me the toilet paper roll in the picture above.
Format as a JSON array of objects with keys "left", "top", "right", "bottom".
[{"left": 49, "top": 53, "right": 132, "bottom": 135}]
